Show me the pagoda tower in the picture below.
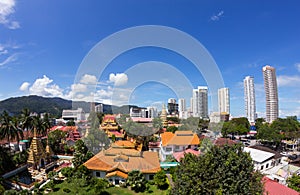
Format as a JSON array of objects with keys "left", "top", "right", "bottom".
[
  {"left": 160, "top": 104, "right": 168, "bottom": 128},
  {"left": 27, "top": 128, "right": 47, "bottom": 169}
]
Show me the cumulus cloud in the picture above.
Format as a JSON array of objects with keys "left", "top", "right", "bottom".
[
  {"left": 109, "top": 73, "right": 128, "bottom": 86},
  {"left": 0, "top": 0, "right": 20, "bottom": 29},
  {"left": 19, "top": 82, "right": 30, "bottom": 91},
  {"left": 277, "top": 75, "right": 300, "bottom": 87},
  {"left": 80, "top": 74, "right": 97, "bottom": 84},
  {"left": 70, "top": 83, "right": 87, "bottom": 93},
  {"left": 29, "top": 75, "right": 63, "bottom": 97},
  {"left": 210, "top": 10, "right": 224, "bottom": 21}
]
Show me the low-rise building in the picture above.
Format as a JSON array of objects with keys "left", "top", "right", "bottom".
[
  {"left": 160, "top": 130, "right": 200, "bottom": 161},
  {"left": 84, "top": 140, "right": 161, "bottom": 185},
  {"left": 244, "top": 146, "right": 283, "bottom": 172}
]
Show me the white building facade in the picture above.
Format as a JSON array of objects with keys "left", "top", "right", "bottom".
[
  {"left": 192, "top": 86, "right": 208, "bottom": 119},
  {"left": 244, "top": 76, "right": 256, "bottom": 123},
  {"left": 218, "top": 87, "right": 230, "bottom": 114},
  {"left": 263, "top": 65, "right": 279, "bottom": 123}
]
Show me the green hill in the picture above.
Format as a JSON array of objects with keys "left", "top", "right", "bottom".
[{"left": 0, "top": 95, "right": 140, "bottom": 117}]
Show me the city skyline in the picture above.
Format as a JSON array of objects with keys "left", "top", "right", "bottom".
[{"left": 0, "top": 1, "right": 300, "bottom": 119}]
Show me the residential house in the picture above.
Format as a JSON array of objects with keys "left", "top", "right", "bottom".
[
  {"left": 244, "top": 146, "right": 283, "bottom": 172},
  {"left": 160, "top": 131, "right": 200, "bottom": 161},
  {"left": 263, "top": 176, "right": 300, "bottom": 195},
  {"left": 84, "top": 140, "right": 160, "bottom": 185}
]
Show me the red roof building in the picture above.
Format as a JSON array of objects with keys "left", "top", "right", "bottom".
[{"left": 263, "top": 177, "right": 300, "bottom": 195}]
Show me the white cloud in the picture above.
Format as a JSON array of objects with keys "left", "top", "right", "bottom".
[
  {"left": 277, "top": 75, "right": 300, "bottom": 87},
  {"left": 0, "top": 0, "right": 20, "bottom": 29},
  {"left": 109, "top": 73, "right": 128, "bottom": 86},
  {"left": 295, "top": 63, "right": 300, "bottom": 72},
  {"left": 0, "top": 53, "right": 17, "bottom": 66},
  {"left": 29, "top": 75, "right": 63, "bottom": 97},
  {"left": 19, "top": 82, "right": 30, "bottom": 91},
  {"left": 70, "top": 83, "right": 87, "bottom": 93},
  {"left": 210, "top": 10, "right": 224, "bottom": 21},
  {"left": 80, "top": 74, "right": 97, "bottom": 84}
]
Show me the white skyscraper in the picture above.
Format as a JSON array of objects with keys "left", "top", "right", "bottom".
[
  {"left": 244, "top": 76, "right": 256, "bottom": 123},
  {"left": 178, "top": 98, "right": 186, "bottom": 112},
  {"left": 263, "top": 65, "right": 278, "bottom": 123},
  {"left": 192, "top": 86, "right": 208, "bottom": 119},
  {"left": 178, "top": 98, "right": 187, "bottom": 119},
  {"left": 218, "top": 88, "right": 230, "bottom": 114}
]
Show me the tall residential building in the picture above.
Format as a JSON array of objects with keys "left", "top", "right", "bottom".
[
  {"left": 263, "top": 65, "right": 279, "bottom": 123},
  {"left": 244, "top": 76, "right": 256, "bottom": 123},
  {"left": 178, "top": 98, "right": 186, "bottom": 113},
  {"left": 192, "top": 86, "right": 208, "bottom": 119},
  {"left": 167, "top": 98, "right": 178, "bottom": 115},
  {"left": 178, "top": 98, "right": 187, "bottom": 119},
  {"left": 218, "top": 87, "right": 230, "bottom": 114}
]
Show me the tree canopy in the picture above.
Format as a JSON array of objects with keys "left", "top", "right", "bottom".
[{"left": 171, "top": 144, "right": 263, "bottom": 195}]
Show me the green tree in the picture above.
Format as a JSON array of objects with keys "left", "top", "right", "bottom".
[
  {"left": 66, "top": 119, "right": 75, "bottom": 126},
  {"left": 152, "top": 117, "right": 163, "bottom": 132},
  {"left": 257, "top": 124, "right": 283, "bottom": 148},
  {"left": 0, "top": 111, "right": 23, "bottom": 150},
  {"left": 154, "top": 170, "right": 169, "bottom": 190},
  {"left": 287, "top": 174, "right": 300, "bottom": 192},
  {"left": 166, "top": 126, "right": 178, "bottom": 133},
  {"left": 61, "top": 167, "right": 74, "bottom": 178},
  {"left": 171, "top": 144, "right": 263, "bottom": 195},
  {"left": 19, "top": 108, "right": 34, "bottom": 131},
  {"left": 48, "top": 129, "right": 67, "bottom": 154},
  {"left": 0, "top": 145, "right": 15, "bottom": 174},
  {"left": 198, "top": 137, "right": 213, "bottom": 154},
  {"left": 72, "top": 140, "right": 94, "bottom": 168},
  {"left": 178, "top": 117, "right": 200, "bottom": 131},
  {"left": 126, "top": 170, "right": 147, "bottom": 193}
]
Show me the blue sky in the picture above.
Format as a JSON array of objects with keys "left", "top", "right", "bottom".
[{"left": 0, "top": 0, "right": 300, "bottom": 118}]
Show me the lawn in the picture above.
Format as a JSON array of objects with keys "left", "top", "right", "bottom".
[
  {"left": 46, "top": 180, "right": 169, "bottom": 195},
  {"left": 106, "top": 185, "right": 169, "bottom": 195}
]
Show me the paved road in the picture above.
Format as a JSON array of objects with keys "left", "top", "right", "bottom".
[{"left": 166, "top": 173, "right": 174, "bottom": 188}]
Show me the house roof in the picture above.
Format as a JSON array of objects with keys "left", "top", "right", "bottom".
[
  {"left": 161, "top": 131, "right": 200, "bottom": 146},
  {"left": 244, "top": 147, "right": 275, "bottom": 163},
  {"left": 250, "top": 145, "right": 283, "bottom": 159},
  {"left": 103, "top": 115, "right": 116, "bottom": 122},
  {"left": 173, "top": 149, "right": 200, "bottom": 162},
  {"left": 112, "top": 140, "right": 135, "bottom": 148},
  {"left": 106, "top": 171, "right": 128, "bottom": 179},
  {"left": 214, "top": 138, "right": 237, "bottom": 146},
  {"left": 263, "top": 177, "right": 300, "bottom": 195},
  {"left": 84, "top": 148, "right": 161, "bottom": 174}
]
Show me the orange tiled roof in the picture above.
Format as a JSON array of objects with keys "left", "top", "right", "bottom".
[
  {"left": 106, "top": 171, "right": 128, "bottom": 179},
  {"left": 161, "top": 131, "right": 200, "bottom": 146},
  {"left": 161, "top": 132, "right": 174, "bottom": 146},
  {"left": 84, "top": 148, "right": 160, "bottom": 174},
  {"left": 112, "top": 140, "right": 135, "bottom": 148}
]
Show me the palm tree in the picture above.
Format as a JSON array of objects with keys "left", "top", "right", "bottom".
[
  {"left": 20, "top": 108, "right": 34, "bottom": 132},
  {"left": 32, "top": 114, "right": 51, "bottom": 137},
  {"left": 0, "top": 111, "right": 23, "bottom": 152}
]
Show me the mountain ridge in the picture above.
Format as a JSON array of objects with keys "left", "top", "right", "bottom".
[{"left": 0, "top": 95, "right": 138, "bottom": 117}]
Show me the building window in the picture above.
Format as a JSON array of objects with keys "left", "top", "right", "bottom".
[
  {"left": 95, "top": 171, "right": 100, "bottom": 177},
  {"left": 261, "top": 165, "right": 264, "bottom": 170},
  {"left": 175, "top": 146, "right": 179, "bottom": 150},
  {"left": 166, "top": 147, "right": 172, "bottom": 152},
  {"left": 266, "top": 164, "right": 269, "bottom": 169}
]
